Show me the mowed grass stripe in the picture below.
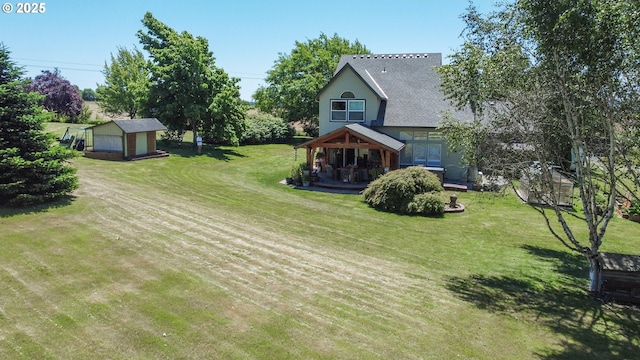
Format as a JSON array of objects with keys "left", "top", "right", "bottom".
[
  {"left": 1, "top": 127, "right": 638, "bottom": 358},
  {"left": 75, "top": 158, "right": 504, "bottom": 358},
  {"left": 75, "top": 160, "right": 454, "bottom": 358}
]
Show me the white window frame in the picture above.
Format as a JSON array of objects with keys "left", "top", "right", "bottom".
[
  {"left": 330, "top": 99, "right": 365, "bottom": 122},
  {"left": 331, "top": 100, "right": 347, "bottom": 121},
  {"left": 347, "top": 100, "right": 365, "bottom": 122}
]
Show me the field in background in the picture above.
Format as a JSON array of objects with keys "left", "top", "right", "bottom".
[
  {"left": 84, "top": 101, "right": 120, "bottom": 121},
  {"left": 0, "top": 125, "right": 639, "bottom": 359}
]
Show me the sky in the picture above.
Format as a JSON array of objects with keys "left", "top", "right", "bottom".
[{"left": 1, "top": 0, "right": 498, "bottom": 101}]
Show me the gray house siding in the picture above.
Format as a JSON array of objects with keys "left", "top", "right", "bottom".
[
  {"left": 319, "top": 66, "right": 382, "bottom": 135},
  {"left": 317, "top": 53, "right": 474, "bottom": 183}
]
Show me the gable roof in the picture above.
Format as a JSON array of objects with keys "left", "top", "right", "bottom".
[
  {"left": 91, "top": 118, "right": 167, "bottom": 133},
  {"left": 329, "top": 53, "right": 473, "bottom": 127},
  {"left": 344, "top": 123, "right": 405, "bottom": 152},
  {"left": 321, "top": 63, "right": 388, "bottom": 100},
  {"left": 296, "top": 123, "right": 405, "bottom": 153}
]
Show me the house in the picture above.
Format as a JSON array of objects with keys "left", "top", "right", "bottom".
[
  {"left": 296, "top": 53, "right": 474, "bottom": 185},
  {"left": 84, "top": 118, "right": 168, "bottom": 160}
]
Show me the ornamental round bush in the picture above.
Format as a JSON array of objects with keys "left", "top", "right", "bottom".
[
  {"left": 363, "top": 166, "right": 445, "bottom": 215},
  {"left": 406, "top": 193, "right": 445, "bottom": 215}
]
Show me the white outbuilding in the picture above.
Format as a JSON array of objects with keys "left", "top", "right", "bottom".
[{"left": 84, "top": 118, "right": 168, "bottom": 160}]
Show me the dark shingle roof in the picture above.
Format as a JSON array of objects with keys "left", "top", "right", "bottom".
[
  {"left": 334, "top": 54, "right": 473, "bottom": 127},
  {"left": 295, "top": 123, "right": 405, "bottom": 153},
  {"left": 600, "top": 252, "right": 640, "bottom": 272},
  {"left": 345, "top": 123, "right": 405, "bottom": 152},
  {"left": 108, "top": 118, "right": 167, "bottom": 133}
]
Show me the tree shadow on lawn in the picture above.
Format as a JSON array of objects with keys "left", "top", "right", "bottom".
[
  {"left": 0, "top": 195, "right": 75, "bottom": 218},
  {"left": 446, "top": 245, "right": 640, "bottom": 359},
  {"left": 159, "top": 142, "right": 246, "bottom": 162}
]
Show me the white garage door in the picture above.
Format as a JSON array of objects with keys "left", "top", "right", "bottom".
[{"left": 94, "top": 135, "right": 122, "bottom": 152}]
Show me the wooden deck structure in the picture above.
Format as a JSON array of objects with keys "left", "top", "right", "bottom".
[
  {"left": 295, "top": 123, "right": 405, "bottom": 172},
  {"left": 599, "top": 252, "right": 640, "bottom": 305}
]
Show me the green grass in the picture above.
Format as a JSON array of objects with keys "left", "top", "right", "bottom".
[{"left": 0, "top": 124, "right": 639, "bottom": 359}]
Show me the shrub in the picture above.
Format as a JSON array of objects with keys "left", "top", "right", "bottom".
[
  {"left": 363, "top": 166, "right": 445, "bottom": 215},
  {"left": 302, "top": 121, "right": 319, "bottom": 138},
  {"left": 290, "top": 163, "right": 303, "bottom": 184},
  {"left": 627, "top": 199, "right": 640, "bottom": 216},
  {"left": 75, "top": 103, "right": 93, "bottom": 123},
  {"left": 242, "top": 113, "right": 294, "bottom": 145},
  {"left": 406, "top": 193, "right": 445, "bottom": 215}
]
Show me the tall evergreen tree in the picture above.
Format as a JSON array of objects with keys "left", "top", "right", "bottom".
[{"left": 0, "top": 45, "right": 77, "bottom": 207}]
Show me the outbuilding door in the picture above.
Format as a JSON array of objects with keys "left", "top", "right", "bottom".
[
  {"left": 126, "top": 133, "right": 136, "bottom": 158},
  {"left": 147, "top": 131, "right": 156, "bottom": 153}
]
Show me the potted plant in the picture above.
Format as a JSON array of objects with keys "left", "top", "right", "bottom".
[
  {"left": 626, "top": 199, "right": 640, "bottom": 223},
  {"left": 300, "top": 162, "right": 311, "bottom": 176},
  {"left": 302, "top": 172, "right": 311, "bottom": 187}
]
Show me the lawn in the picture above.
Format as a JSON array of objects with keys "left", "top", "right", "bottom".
[{"left": 0, "top": 124, "right": 639, "bottom": 359}]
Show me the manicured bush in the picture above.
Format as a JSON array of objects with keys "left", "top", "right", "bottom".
[
  {"left": 242, "top": 113, "right": 294, "bottom": 145},
  {"left": 363, "top": 166, "right": 445, "bottom": 215},
  {"left": 406, "top": 193, "right": 445, "bottom": 215}
]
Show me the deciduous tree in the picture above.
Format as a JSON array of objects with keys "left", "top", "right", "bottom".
[
  {"left": 440, "top": 0, "right": 640, "bottom": 295},
  {"left": 81, "top": 88, "right": 97, "bottom": 101},
  {"left": 96, "top": 46, "right": 149, "bottom": 119},
  {"left": 28, "top": 69, "right": 83, "bottom": 121},
  {"left": 253, "top": 33, "right": 370, "bottom": 136},
  {"left": 0, "top": 45, "right": 77, "bottom": 207},
  {"left": 137, "top": 12, "right": 245, "bottom": 146}
]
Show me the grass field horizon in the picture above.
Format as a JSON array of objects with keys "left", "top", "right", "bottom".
[{"left": 1, "top": 123, "right": 639, "bottom": 359}]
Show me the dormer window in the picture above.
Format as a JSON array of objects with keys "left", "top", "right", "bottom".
[{"left": 331, "top": 98, "right": 365, "bottom": 122}]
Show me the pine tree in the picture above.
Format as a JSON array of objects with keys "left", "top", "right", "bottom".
[{"left": 0, "top": 44, "right": 78, "bottom": 207}]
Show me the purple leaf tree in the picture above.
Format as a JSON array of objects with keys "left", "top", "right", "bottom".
[{"left": 28, "top": 69, "right": 82, "bottom": 120}]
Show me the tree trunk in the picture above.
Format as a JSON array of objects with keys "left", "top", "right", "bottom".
[
  {"left": 192, "top": 123, "right": 198, "bottom": 147},
  {"left": 588, "top": 255, "right": 603, "bottom": 295}
]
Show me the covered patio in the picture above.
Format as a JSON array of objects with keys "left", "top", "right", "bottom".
[{"left": 295, "top": 123, "right": 405, "bottom": 185}]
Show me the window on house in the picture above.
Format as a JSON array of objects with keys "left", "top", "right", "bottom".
[
  {"left": 400, "top": 143, "right": 413, "bottom": 165},
  {"left": 341, "top": 91, "right": 355, "bottom": 98},
  {"left": 348, "top": 100, "right": 364, "bottom": 121},
  {"left": 399, "top": 131, "right": 413, "bottom": 140},
  {"left": 429, "top": 131, "right": 443, "bottom": 140},
  {"left": 331, "top": 100, "right": 347, "bottom": 121},
  {"left": 427, "top": 144, "right": 442, "bottom": 166},
  {"left": 414, "top": 131, "right": 428, "bottom": 141},
  {"left": 331, "top": 99, "right": 365, "bottom": 122},
  {"left": 413, "top": 143, "right": 427, "bottom": 165}
]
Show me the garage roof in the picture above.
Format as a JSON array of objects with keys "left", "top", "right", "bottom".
[{"left": 91, "top": 118, "right": 167, "bottom": 133}]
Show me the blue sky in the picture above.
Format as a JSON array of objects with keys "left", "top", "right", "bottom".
[{"left": 1, "top": 0, "right": 498, "bottom": 101}]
